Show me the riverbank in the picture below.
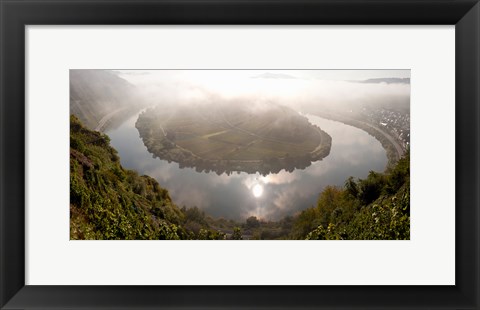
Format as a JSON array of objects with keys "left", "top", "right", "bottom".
[
  {"left": 311, "top": 111, "right": 405, "bottom": 168},
  {"left": 94, "top": 106, "right": 146, "bottom": 133}
]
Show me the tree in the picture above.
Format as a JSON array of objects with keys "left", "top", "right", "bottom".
[
  {"left": 246, "top": 216, "right": 260, "bottom": 229},
  {"left": 291, "top": 208, "right": 320, "bottom": 239},
  {"left": 358, "top": 171, "right": 386, "bottom": 205},
  {"left": 344, "top": 176, "right": 358, "bottom": 198},
  {"left": 232, "top": 227, "right": 243, "bottom": 240}
]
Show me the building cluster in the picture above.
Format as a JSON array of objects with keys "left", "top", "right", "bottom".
[{"left": 362, "top": 108, "right": 410, "bottom": 151}]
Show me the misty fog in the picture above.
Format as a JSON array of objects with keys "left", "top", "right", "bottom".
[{"left": 115, "top": 70, "right": 410, "bottom": 115}]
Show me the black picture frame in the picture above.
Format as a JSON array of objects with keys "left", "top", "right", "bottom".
[{"left": 1, "top": 0, "right": 479, "bottom": 309}]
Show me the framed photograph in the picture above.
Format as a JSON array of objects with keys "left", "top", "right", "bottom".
[{"left": 1, "top": 0, "right": 479, "bottom": 309}]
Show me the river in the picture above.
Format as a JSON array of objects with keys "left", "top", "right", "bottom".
[{"left": 106, "top": 112, "right": 387, "bottom": 220}]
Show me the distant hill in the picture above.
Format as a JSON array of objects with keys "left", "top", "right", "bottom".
[
  {"left": 359, "top": 78, "right": 410, "bottom": 84},
  {"left": 70, "top": 70, "right": 144, "bottom": 130},
  {"left": 252, "top": 72, "right": 297, "bottom": 79}
]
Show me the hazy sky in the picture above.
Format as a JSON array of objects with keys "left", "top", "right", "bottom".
[
  {"left": 117, "top": 69, "right": 409, "bottom": 82},
  {"left": 258, "top": 69, "right": 409, "bottom": 80},
  {"left": 114, "top": 69, "right": 410, "bottom": 113}
]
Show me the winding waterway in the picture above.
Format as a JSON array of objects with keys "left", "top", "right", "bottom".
[{"left": 106, "top": 112, "right": 387, "bottom": 220}]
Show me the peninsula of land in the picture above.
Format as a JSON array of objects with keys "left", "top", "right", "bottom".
[{"left": 136, "top": 102, "right": 332, "bottom": 175}]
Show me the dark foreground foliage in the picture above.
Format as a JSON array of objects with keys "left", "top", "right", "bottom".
[{"left": 295, "top": 153, "right": 410, "bottom": 240}]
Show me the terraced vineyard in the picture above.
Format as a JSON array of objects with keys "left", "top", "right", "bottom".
[{"left": 136, "top": 102, "right": 332, "bottom": 175}]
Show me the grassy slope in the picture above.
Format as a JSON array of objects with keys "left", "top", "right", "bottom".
[{"left": 70, "top": 115, "right": 186, "bottom": 240}]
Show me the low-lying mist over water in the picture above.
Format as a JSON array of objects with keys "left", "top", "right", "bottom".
[
  {"left": 70, "top": 69, "right": 410, "bottom": 222},
  {"left": 115, "top": 70, "right": 410, "bottom": 115}
]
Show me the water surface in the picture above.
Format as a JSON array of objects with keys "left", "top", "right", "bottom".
[{"left": 106, "top": 112, "right": 387, "bottom": 220}]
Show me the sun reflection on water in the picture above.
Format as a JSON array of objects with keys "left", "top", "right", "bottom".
[{"left": 252, "top": 184, "right": 264, "bottom": 198}]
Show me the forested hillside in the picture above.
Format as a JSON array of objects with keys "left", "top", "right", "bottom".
[
  {"left": 294, "top": 153, "right": 410, "bottom": 240},
  {"left": 70, "top": 115, "right": 186, "bottom": 239}
]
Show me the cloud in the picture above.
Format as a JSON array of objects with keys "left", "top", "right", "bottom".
[{"left": 116, "top": 70, "right": 410, "bottom": 115}]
